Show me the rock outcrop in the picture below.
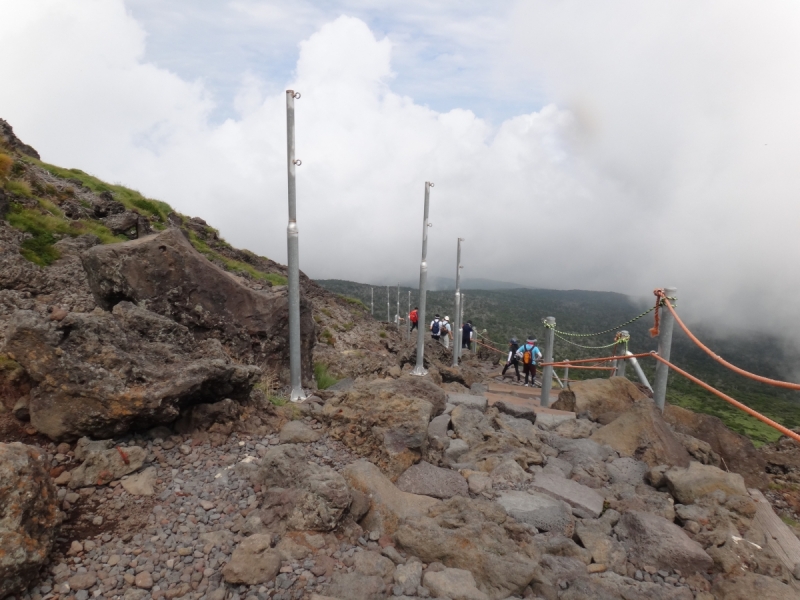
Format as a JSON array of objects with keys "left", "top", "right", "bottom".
[
  {"left": 0, "top": 443, "right": 60, "bottom": 599},
  {"left": 558, "top": 376, "right": 647, "bottom": 420},
  {"left": 4, "top": 302, "right": 260, "bottom": 440},
  {"left": 81, "top": 228, "right": 315, "bottom": 378}
]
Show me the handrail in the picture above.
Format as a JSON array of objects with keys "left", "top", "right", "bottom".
[
  {"left": 542, "top": 352, "right": 653, "bottom": 367},
  {"left": 650, "top": 352, "right": 800, "bottom": 444},
  {"left": 656, "top": 290, "right": 800, "bottom": 391}
]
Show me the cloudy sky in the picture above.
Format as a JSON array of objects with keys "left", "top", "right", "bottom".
[{"left": 2, "top": 1, "right": 800, "bottom": 335}]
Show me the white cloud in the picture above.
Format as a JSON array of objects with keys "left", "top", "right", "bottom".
[{"left": 2, "top": 1, "right": 800, "bottom": 340}]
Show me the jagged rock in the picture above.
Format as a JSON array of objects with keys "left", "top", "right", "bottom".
[
  {"left": 447, "top": 393, "right": 488, "bottom": 412},
  {"left": 561, "top": 572, "right": 694, "bottom": 600},
  {"left": 495, "top": 490, "right": 574, "bottom": 535},
  {"left": 605, "top": 482, "right": 676, "bottom": 521},
  {"left": 342, "top": 460, "right": 438, "bottom": 537},
  {"left": 254, "top": 444, "right": 351, "bottom": 531},
  {"left": 574, "top": 518, "right": 627, "bottom": 575},
  {"left": 4, "top": 302, "right": 259, "bottom": 440},
  {"left": 606, "top": 457, "right": 648, "bottom": 485},
  {"left": 466, "top": 471, "right": 492, "bottom": 494},
  {"left": 562, "top": 376, "right": 647, "bottom": 420},
  {"left": 534, "top": 411, "right": 576, "bottom": 429},
  {"left": 427, "top": 414, "right": 451, "bottom": 451},
  {"left": 590, "top": 401, "right": 690, "bottom": 468},
  {"left": 69, "top": 443, "right": 146, "bottom": 488},
  {"left": 423, "top": 568, "right": 489, "bottom": 600},
  {"left": 322, "top": 378, "right": 436, "bottom": 480},
  {"left": 353, "top": 550, "right": 394, "bottom": 581},
  {"left": 396, "top": 496, "right": 540, "bottom": 598},
  {"left": 674, "top": 431, "right": 721, "bottom": 466},
  {"left": 665, "top": 404, "right": 769, "bottom": 488},
  {"left": 103, "top": 211, "right": 140, "bottom": 235},
  {"left": 174, "top": 398, "right": 243, "bottom": 435},
  {"left": 552, "top": 418, "right": 596, "bottom": 439},
  {"left": 366, "top": 374, "right": 447, "bottom": 416},
  {"left": 531, "top": 473, "right": 604, "bottom": 518},
  {"left": 551, "top": 389, "right": 576, "bottom": 412},
  {"left": 324, "top": 572, "right": 387, "bottom": 600},
  {"left": 80, "top": 228, "right": 315, "bottom": 377},
  {"left": 445, "top": 439, "right": 470, "bottom": 463},
  {"left": 529, "top": 555, "right": 588, "bottom": 599},
  {"left": 542, "top": 456, "right": 573, "bottom": 478},
  {"left": 493, "top": 400, "right": 536, "bottom": 423},
  {"left": 0, "top": 118, "right": 40, "bottom": 158},
  {"left": 222, "top": 534, "right": 282, "bottom": 585},
  {"left": 396, "top": 461, "right": 469, "bottom": 499},
  {"left": 614, "top": 510, "right": 713, "bottom": 575},
  {"left": 664, "top": 461, "right": 748, "bottom": 505},
  {"left": 0, "top": 443, "right": 60, "bottom": 599},
  {"left": 711, "top": 572, "right": 800, "bottom": 599},
  {"left": 546, "top": 436, "right": 612, "bottom": 486},
  {"left": 490, "top": 459, "right": 532, "bottom": 485},
  {"left": 279, "top": 420, "right": 322, "bottom": 444},
  {"left": 12, "top": 395, "right": 29, "bottom": 421},
  {"left": 121, "top": 466, "right": 156, "bottom": 496},
  {"left": 393, "top": 561, "right": 423, "bottom": 595}
]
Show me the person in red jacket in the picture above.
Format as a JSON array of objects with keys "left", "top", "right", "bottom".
[{"left": 409, "top": 307, "right": 419, "bottom": 331}]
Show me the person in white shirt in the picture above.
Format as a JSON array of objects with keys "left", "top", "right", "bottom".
[{"left": 442, "top": 316, "right": 453, "bottom": 348}]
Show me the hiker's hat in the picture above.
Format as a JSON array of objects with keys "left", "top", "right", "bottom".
[
  {"left": 444, "top": 316, "right": 450, "bottom": 321},
  {"left": 511, "top": 337, "right": 518, "bottom": 344},
  {"left": 527, "top": 337, "right": 536, "bottom": 343}
]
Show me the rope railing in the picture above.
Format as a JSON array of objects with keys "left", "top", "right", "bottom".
[
  {"left": 549, "top": 305, "right": 657, "bottom": 337},
  {"left": 655, "top": 289, "right": 800, "bottom": 391}
]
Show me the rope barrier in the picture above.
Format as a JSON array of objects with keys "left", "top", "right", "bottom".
[
  {"left": 654, "top": 289, "right": 800, "bottom": 391},
  {"left": 650, "top": 352, "right": 800, "bottom": 444},
  {"left": 545, "top": 305, "right": 657, "bottom": 338},
  {"left": 553, "top": 330, "right": 630, "bottom": 350},
  {"left": 543, "top": 352, "right": 652, "bottom": 367}
]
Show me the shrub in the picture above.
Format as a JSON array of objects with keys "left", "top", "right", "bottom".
[
  {"left": 321, "top": 329, "right": 335, "bottom": 346},
  {"left": 379, "top": 330, "right": 387, "bottom": 338},
  {"left": 5, "top": 180, "right": 32, "bottom": 197},
  {"left": 0, "top": 153, "right": 12, "bottom": 179},
  {"left": 314, "top": 363, "right": 339, "bottom": 390}
]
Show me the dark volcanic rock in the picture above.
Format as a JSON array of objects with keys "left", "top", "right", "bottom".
[
  {"left": 0, "top": 119, "right": 40, "bottom": 159},
  {"left": 0, "top": 443, "right": 60, "bottom": 598},
  {"left": 3, "top": 301, "right": 260, "bottom": 440},
  {"left": 80, "top": 228, "right": 315, "bottom": 379}
]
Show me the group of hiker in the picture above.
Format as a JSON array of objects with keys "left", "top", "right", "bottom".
[
  {"left": 408, "top": 308, "right": 474, "bottom": 350},
  {"left": 502, "top": 336, "right": 543, "bottom": 387}
]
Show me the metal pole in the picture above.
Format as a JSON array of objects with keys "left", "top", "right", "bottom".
[
  {"left": 564, "top": 359, "right": 570, "bottom": 389},
  {"left": 616, "top": 330, "right": 629, "bottom": 378},
  {"left": 397, "top": 284, "right": 400, "bottom": 330},
  {"left": 285, "top": 90, "right": 306, "bottom": 402},
  {"left": 386, "top": 286, "right": 390, "bottom": 324},
  {"left": 460, "top": 293, "right": 466, "bottom": 353},
  {"left": 412, "top": 182, "right": 433, "bottom": 376},
  {"left": 371, "top": 288, "right": 374, "bottom": 316},
  {"left": 627, "top": 351, "right": 653, "bottom": 393},
  {"left": 452, "top": 238, "right": 463, "bottom": 367},
  {"left": 541, "top": 316, "right": 556, "bottom": 407},
  {"left": 653, "top": 287, "right": 677, "bottom": 411},
  {"left": 407, "top": 291, "right": 411, "bottom": 340}
]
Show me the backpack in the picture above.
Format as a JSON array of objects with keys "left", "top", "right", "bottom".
[
  {"left": 522, "top": 345, "right": 534, "bottom": 365},
  {"left": 410, "top": 310, "right": 418, "bottom": 323},
  {"left": 431, "top": 320, "right": 441, "bottom": 335}
]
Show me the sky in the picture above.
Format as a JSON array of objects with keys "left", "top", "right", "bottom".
[{"left": 2, "top": 0, "right": 800, "bottom": 338}]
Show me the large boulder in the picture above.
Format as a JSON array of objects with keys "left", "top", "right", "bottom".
[
  {"left": 322, "top": 378, "right": 436, "bottom": 480},
  {"left": 342, "top": 460, "right": 438, "bottom": 537},
  {"left": 711, "top": 572, "right": 800, "bottom": 600},
  {"left": 222, "top": 534, "right": 282, "bottom": 585},
  {"left": 395, "top": 496, "right": 540, "bottom": 599},
  {"left": 663, "top": 461, "right": 748, "bottom": 505},
  {"left": 614, "top": 510, "right": 713, "bottom": 575},
  {"left": 68, "top": 440, "right": 147, "bottom": 488},
  {"left": 396, "top": 461, "right": 469, "bottom": 499},
  {"left": 495, "top": 490, "right": 575, "bottom": 536},
  {"left": 559, "top": 376, "right": 647, "bottom": 420},
  {"left": 590, "top": 401, "right": 691, "bottom": 468},
  {"left": 3, "top": 302, "right": 260, "bottom": 440},
  {"left": 664, "top": 404, "right": 769, "bottom": 488},
  {"left": 0, "top": 443, "right": 60, "bottom": 599},
  {"left": 80, "top": 228, "right": 315, "bottom": 379},
  {"left": 254, "top": 444, "right": 351, "bottom": 532}
]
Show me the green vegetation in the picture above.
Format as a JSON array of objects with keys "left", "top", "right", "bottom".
[
  {"left": 314, "top": 363, "right": 339, "bottom": 390},
  {"left": 379, "top": 330, "right": 387, "bottom": 339},
  {"left": 321, "top": 329, "right": 335, "bottom": 346},
  {"left": 5, "top": 180, "right": 32, "bottom": 197},
  {"left": 317, "top": 279, "right": 800, "bottom": 445},
  {"left": 186, "top": 231, "right": 287, "bottom": 286},
  {"left": 7, "top": 201, "right": 125, "bottom": 265},
  {"left": 0, "top": 153, "right": 12, "bottom": 178},
  {"left": 339, "top": 294, "right": 367, "bottom": 310}
]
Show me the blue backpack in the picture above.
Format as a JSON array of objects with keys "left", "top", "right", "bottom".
[{"left": 431, "top": 320, "right": 441, "bottom": 335}]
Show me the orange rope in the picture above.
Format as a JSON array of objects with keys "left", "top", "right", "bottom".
[
  {"left": 543, "top": 352, "right": 652, "bottom": 367},
  {"left": 473, "top": 338, "right": 506, "bottom": 355},
  {"left": 655, "top": 290, "right": 800, "bottom": 391},
  {"left": 650, "top": 353, "right": 800, "bottom": 444},
  {"left": 649, "top": 289, "right": 662, "bottom": 337},
  {"left": 555, "top": 365, "right": 616, "bottom": 371}
]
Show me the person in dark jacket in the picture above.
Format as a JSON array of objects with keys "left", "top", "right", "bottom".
[
  {"left": 462, "top": 321, "right": 473, "bottom": 349},
  {"left": 502, "top": 338, "right": 521, "bottom": 382}
]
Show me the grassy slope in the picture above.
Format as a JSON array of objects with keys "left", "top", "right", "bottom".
[{"left": 317, "top": 279, "right": 800, "bottom": 446}]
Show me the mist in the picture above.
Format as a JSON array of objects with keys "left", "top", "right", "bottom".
[{"left": 1, "top": 1, "right": 798, "bottom": 342}]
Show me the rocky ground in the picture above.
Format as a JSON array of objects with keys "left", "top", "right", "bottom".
[{"left": 4, "top": 119, "right": 800, "bottom": 600}]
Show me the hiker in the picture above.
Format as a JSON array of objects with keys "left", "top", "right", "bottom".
[
  {"left": 516, "top": 337, "right": 543, "bottom": 387},
  {"left": 409, "top": 307, "right": 419, "bottom": 331},
  {"left": 430, "top": 314, "right": 442, "bottom": 341},
  {"left": 442, "top": 316, "right": 453, "bottom": 348},
  {"left": 462, "top": 320, "right": 474, "bottom": 350},
  {"left": 502, "top": 337, "right": 521, "bottom": 382}
]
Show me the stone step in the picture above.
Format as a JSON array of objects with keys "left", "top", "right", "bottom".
[
  {"left": 486, "top": 381, "right": 541, "bottom": 399},
  {"left": 485, "top": 392, "right": 576, "bottom": 419}
]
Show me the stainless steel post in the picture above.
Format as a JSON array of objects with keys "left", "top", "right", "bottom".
[
  {"left": 616, "top": 330, "right": 629, "bottom": 378},
  {"left": 285, "top": 90, "right": 305, "bottom": 402},
  {"left": 564, "top": 359, "right": 570, "bottom": 389},
  {"left": 412, "top": 182, "right": 433, "bottom": 376},
  {"left": 386, "top": 286, "right": 390, "bottom": 324},
  {"left": 407, "top": 291, "right": 411, "bottom": 340},
  {"left": 452, "top": 238, "right": 463, "bottom": 367},
  {"left": 653, "top": 287, "right": 677, "bottom": 411},
  {"left": 627, "top": 351, "right": 653, "bottom": 393},
  {"left": 461, "top": 293, "right": 467, "bottom": 352},
  {"left": 541, "top": 316, "right": 556, "bottom": 407},
  {"left": 396, "top": 284, "right": 400, "bottom": 330},
  {"left": 371, "top": 288, "right": 374, "bottom": 316}
]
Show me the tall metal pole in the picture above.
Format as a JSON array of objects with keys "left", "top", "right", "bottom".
[
  {"left": 616, "top": 330, "right": 629, "bottom": 378},
  {"left": 397, "top": 284, "right": 400, "bottom": 330},
  {"left": 285, "top": 90, "right": 305, "bottom": 402},
  {"left": 452, "top": 238, "right": 464, "bottom": 367},
  {"left": 461, "top": 293, "right": 466, "bottom": 353},
  {"left": 653, "top": 287, "right": 677, "bottom": 411},
  {"left": 541, "top": 316, "right": 556, "bottom": 407},
  {"left": 371, "top": 288, "right": 374, "bottom": 316},
  {"left": 386, "top": 286, "right": 390, "bottom": 323},
  {"left": 407, "top": 291, "right": 411, "bottom": 340},
  {"left": 412, "top": 182, "right": 433, "bottom": 376}
]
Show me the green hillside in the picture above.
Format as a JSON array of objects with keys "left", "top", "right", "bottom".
[{"left": 318, "top": 279, "right": 800, "bottom": 446}]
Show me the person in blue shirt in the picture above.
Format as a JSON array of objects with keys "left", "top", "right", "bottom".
[{"left": 516, "top": 337, "right": 542, "bottom": 387}]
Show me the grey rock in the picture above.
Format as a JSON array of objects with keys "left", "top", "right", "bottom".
[
  {"left": 542, "top": 456, "right": 573, "bottom": 478},
  {"left": 394, "top": 561, "right": 423, "bottom": 595},
  {"left": 423, "top": 568, "right": 489, "bottom": 600},
  {"left": 428, "top": 414, "right": 451, "bottom": 451},
  {"left": 0, "top": 443, "right": 60, "bottom": 599},
  {"left": 531, "top": 473, "right": 604, "bottom": 518},
  {"left": 607, "top": 457, "right": 648, "bottom": 485},
  {"left": 495, "top": 490, "right": 574, "bottom": 535},
  {"left": 664, "top": 461, "right": 748, "bottom": 505},
  {"left": 534, "top": 412, "right": 576, "bottom": 429},
  {"left": 12, "top": 396, "right": 29, "bottom": 421},
  {"left": 396, "top": 461, "right": 469, "bottom": 499},
  {"left": 445, "top": 439, "right": 470, "bottom": 463},
  {"left": 447, "top": 393, "right": 488, "bottom": 412},
  {"left": 174, "top": 398, "right": 242, "bottom": 434},
  {"left": 490, "top": 459, "right": 532, "bottom": 485},
  {"left": 279, "top": 420, "right": 322, "bottom": 444},
  {"left": 222, "top": 534, "right": 282, "bottom": 585},
  {"left": 69, "top": 443, "right": 146, "bottom": 488},
  {"left": 325, "top": 572, "right": 388, "bottom": 600},
  {"left": 327, "top": 378, "right": 355, "bottom": 392},
  {"left": 493, "top": 401, "right": 536, "bottom": 423},
  {"left": 354, "top": 550, "right": 394, "bottom": 580},
  {"left": 120, "top": 466, "right": 157, "bottom": 496}
]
